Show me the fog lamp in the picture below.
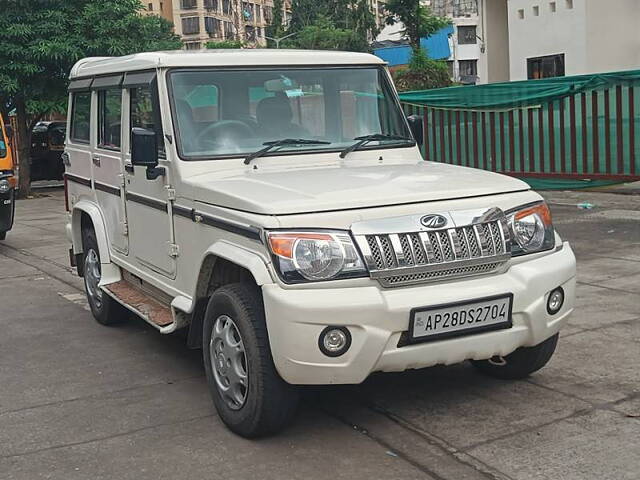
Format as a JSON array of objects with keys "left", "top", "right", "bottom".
[
  {"left": 0, "top": 179, "right": 10, "bottom": 194},
  {"left": 546, "top": 287, "right": 565, "bottom": 315},
  {"left": 319, "top": 326, "right": 351, "bottom": 357}
]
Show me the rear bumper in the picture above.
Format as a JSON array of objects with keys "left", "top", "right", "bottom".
[
  {"left": 263, "top": 242, "right": 576, "bottom": 385},
  {"left": 0, "top": 188, "right": 15, "bottom": 233}
]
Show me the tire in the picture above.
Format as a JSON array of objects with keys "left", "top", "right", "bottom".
[
  {"left": 203, "top": 283, "right": 299, "bottom": 438},
  {"left": 0, "top": 231, "right": 5, "bottom": 241},
  {"left": 81, "top": 227, "right": 127, "bottom": 326},
  {"left": 471, "top": 333, "right": 559, "bottom": 380}
]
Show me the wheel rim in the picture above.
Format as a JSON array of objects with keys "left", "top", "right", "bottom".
[
  {"left": 84, "top": 249, "right": 103, "bottom": 310},
  {"left": 210, "top": 315, "right": 248, "bottom": 410}
]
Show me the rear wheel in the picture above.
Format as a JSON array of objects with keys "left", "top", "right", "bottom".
[
  {"left": 82, "top": 227, "right": 127, "bottom": 325},
  {"left": 471, "top": 333, "right": 559, "bottom": 379},
  {"left": 203, "top": 283, "right": 299, "bottom": 438}
]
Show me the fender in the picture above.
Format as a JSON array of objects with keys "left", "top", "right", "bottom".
[
  {"left": 201, "top": 239, "right": 274, "bottom": 290},
  {"left": 71, "top": 200, "right": 111, "bottom": 264}
]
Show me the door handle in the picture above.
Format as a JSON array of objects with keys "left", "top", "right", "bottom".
[
  {"left": 61, "top": 152, "right": 70, "bottom": 166},
  {"left": 92, "top": 156, "right": 101, "bottom": 167},
  {"left": 124, "top": 164, "right": 134, "bottom": 174}
]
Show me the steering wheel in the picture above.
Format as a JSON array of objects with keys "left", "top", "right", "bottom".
[{"left": 196, "top": 121, "right": 255, "bottom": 152}]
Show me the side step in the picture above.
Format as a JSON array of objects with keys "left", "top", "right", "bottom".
[{"left": 103, "top": 280, "right": 173, "bottom": 329}]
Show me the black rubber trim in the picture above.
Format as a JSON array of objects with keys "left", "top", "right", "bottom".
[
  {"left": 94, "top": 181, "right": 121, "bottom": 196},
  {"left": 64, "top": 173, "right": 92, "bottom": 187},
  {"left": 125, "top": 191, "right": 167, "bottom": 212},
  {"left": 173, "top": 203, "right": 262, "bottom": 242},
  {"left": 403, "top": 293, "right": 514, "bottom": 346},
  {"left": 68, "top": 78, "right": 93, "bottom": 92},
  {"left": 91, "top": 74, "right": 124, "bottom": 90}
]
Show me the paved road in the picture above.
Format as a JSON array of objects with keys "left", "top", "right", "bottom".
[{"left": 1, "top": 189, "right": 638, "bottom": 480}]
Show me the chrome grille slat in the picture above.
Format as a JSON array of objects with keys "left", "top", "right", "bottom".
[{"left": 353, "top": 209, "right": 511, "bottom": 287}]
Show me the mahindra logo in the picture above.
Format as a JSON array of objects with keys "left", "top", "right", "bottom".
[{"left": 420, "top": 214, "right": 448, "bottom": 229}]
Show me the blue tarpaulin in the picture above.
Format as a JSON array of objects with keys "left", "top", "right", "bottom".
[{"left": 372, "top": 26, "right": 453, "bottom": 66}]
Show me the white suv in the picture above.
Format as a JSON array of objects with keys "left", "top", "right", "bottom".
[{"left": 64, "top": 50, "right": 576, "bottom": 437}]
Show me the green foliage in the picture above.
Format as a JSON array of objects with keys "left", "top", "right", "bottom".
[
  {"left": 283, "top": 16, "right": 369, "bottom": 53},
  {"left": 266, "top": 0, "right": 285, "bottom": 45},
  {"left": 0, "top": 0, "right": 181, "bottom": 193},
  {"left": 205, "top": 40, "right": 245, "bottom": 49},
  {"left": 384, "top": 0, "right": 451, "bottom": 51},
  {"left": 393, "top": 49, "right": 452, "bottom": 92}
]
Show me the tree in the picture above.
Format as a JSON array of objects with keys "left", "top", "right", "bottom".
[
  {"left": 384, "top": 0, "right": 450, "bottom": 52},
  {"left": 0, "top": 0, "right": 181, "bottom": 196},
  {"left": 284, "top": 16, "right": 369, "bottom": 52},
  {"left": 288, "top": 0, "right": 330, "bottom": 32},
  {"left": 265, "top": 0, "right": 286, "bottom": 46},
  {"left": 393, "top": 48, "right": 452, "bottom": 91}
]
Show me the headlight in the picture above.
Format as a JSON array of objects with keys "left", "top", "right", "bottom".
[
  {"left": 508, "top": 202, "right": 555, "bottom": 255},
  {"left": 267, "top": 231, "right": 368, "bottom": 283},
  {"left": 0, "top": 179, "right": 10, "bottom": 194}
]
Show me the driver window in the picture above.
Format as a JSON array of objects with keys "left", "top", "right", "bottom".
[{"left": 130, "top": 86, "right": 165, "bottom": 156}]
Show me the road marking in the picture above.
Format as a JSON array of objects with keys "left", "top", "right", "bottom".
[{"left": 58, "top": 292, "right": 90, "bottom": 311}]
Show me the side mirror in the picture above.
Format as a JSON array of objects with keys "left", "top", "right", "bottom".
[
  {"left": 131, "top": 127, "right": 164, "bottom": 180},
  {"left": 4, "top": 125, "right": 13, "bottom": 141},
  {"left": 406, "top": 114, "right": 424, "bottom": 146}
]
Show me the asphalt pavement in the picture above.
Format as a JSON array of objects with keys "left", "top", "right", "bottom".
[{"left": 0, "top": 188, "right": 638, "bottom": 480}]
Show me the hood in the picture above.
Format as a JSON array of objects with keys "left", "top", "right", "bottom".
[{"left": 185, "top": 159, "right": 529, "bottom": 215}]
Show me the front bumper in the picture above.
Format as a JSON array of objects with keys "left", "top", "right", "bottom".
[{"left": 263, "top": 242, "right": 576, "bottom": 385}]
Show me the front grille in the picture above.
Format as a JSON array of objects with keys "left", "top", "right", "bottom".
[{"left": 353, "top": 211, "right": 511, "bottom": 287}]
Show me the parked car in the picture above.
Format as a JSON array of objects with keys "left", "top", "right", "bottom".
[
  {"left": 64, "top": 50, "right": 576, "bottom": 438},
  {"left": 0, "top": 115, "right": 16, "bottom": 241},
  {"left": 31, "top": 121, "right": 66, "bottom": 181}
]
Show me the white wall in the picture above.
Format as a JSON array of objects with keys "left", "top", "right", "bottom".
[{"left": 507, "top": 0, "right": 640, "bottom": 80}]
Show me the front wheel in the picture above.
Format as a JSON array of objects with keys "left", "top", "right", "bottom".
[
  {"left": 203, "top": 283, "right": 299, "bottom": 438},
  {"left": 0, "top": 231, "right": 5, "bottom": 241},
  {"left": 471, "top": 333, "right": 559, "bottom": 380}
]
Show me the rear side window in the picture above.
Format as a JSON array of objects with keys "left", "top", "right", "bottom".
[
  {"left": 70, "top": 92, "right": 91, "bottom": 143},
  {"left": 131, "top": 86, "right": 164, "bottom": 156},
  {"left": 98, "top": 88, "right": 122, "bottom": 150}
]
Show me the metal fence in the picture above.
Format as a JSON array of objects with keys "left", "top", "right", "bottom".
[{"left": 402, "top": 83, "right": 639, "bottom": 182}]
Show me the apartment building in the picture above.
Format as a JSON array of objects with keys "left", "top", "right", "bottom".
[
  {"left": 507, "top": 0, "right": 640, "bottom": 80},
  {"left": 143, "top": 0, "right": 174, "bottom": 22}
]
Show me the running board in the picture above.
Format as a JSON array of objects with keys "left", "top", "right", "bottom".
[{"left": 102, "top": 280, "right": 174, "bottom": 330}]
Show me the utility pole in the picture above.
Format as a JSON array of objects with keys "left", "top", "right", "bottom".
[{"left": 264, "top": 31, "right": 299, "bottom": 48}]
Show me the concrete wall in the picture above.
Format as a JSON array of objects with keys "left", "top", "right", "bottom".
[
  {"left": 484, "top": 0, "right": 510, "bottom": 83},
  {"left": 507, "top": 0, "right": 639, "bottom": 80}
]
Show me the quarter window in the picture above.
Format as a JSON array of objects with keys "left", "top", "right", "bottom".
[
  {"left": 70, "top": 92, "right": 91, "bottom": 143},
  {"left": 130, "top": 86, "right": 165, "bottom": 156},
  {"left": 98, "top": 88, "right": 122, "bottom": 150}
]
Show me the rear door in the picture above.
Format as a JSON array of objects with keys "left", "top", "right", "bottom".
[
  {"left": 92, "top": 76, "right": 128, "bottom": 253},
  {"left": 121, "top": 72, "right": 176, "bottom": 279}
]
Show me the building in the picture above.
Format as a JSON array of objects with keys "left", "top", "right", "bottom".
[
  {"left": 507, "top": 0, "right": 640, "bottom": 80},
  {"left": 143, "top": 0, "right": 291, "bottom": 49}
]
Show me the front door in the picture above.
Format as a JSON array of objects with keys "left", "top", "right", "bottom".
[{"left": 122, "top": 80, "right": 175, "bottom": 279}]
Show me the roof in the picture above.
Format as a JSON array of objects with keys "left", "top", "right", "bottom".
[
  {"left": 69, "top": 49, "right": 386, "bottom": 79},
  {"left": 372, "top": 26, "right": 453, "bottom": 66}
]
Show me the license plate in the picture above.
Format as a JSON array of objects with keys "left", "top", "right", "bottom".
[{"left": 409, "top": 294, "right": 513, "bottom": 343}]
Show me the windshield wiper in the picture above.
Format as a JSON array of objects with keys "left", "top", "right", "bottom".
[
  {"left": 244, "top": 138, "right": 331, "bottom": 165},
  {"left": 339, "top": 134, "right": 414, "bottom": 159}
]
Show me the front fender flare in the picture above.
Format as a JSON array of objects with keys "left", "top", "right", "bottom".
[
  {"left": 201, "top": 240, "right": 273, "bottom": 288},
  {"left": 71, "top": 201, "right": 111, "bottom": 264}
]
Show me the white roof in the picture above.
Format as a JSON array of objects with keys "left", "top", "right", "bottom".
[{"left": 69, "top": 49, "right": 386, "bottom": 79}]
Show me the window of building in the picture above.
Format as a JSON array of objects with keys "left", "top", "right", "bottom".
[
  {"left": 566, "top": 0, "right": 573, "bottom": 9},
  {"left": 549, "top": 1, "right": 556, "bottom": 12},
  {"left": 70, "top": 92, "right": 91, "bottom": 143},
  {"left": 533, "top": 5, "right": 539, "bottom": 16},
  {"left": 98, "top": 88, "right": 122, "bottom": 150},
  {"left": 264, "top": 6, "right": 273, "bottom": 23},
  {"left": 224, "top": 21, "right": 235, "bottom": 38},
  {"left": 517, "top": 8, "right": 524, "bottom": 19},
  {"left": 182, "top": 17, "right": 200, "bottom": 35},
  {"left": 205, "top": 17, "right": 221, "bottom": 36},
  {"left": 130, "top": 86, "right": 164, "bottom": 156},
  {"left": 204, "top": 0, "right": 218, "bottom": 11},
  {"left": 181, "top": 0, "right": 196, "bottom": 9},
  {"left": 245, "top": 25, "right": 256, "bottom": 41},
  {"left": 185, "top": 41, "right": 201, "bottom": 50},
  {"left": 242, "top": 2, "right": 253, "bottom": 21},
  {"left": 148, "top": 3, "right": 153, "bottom": 11},
  {"left": 222, "top": 0, "right": 231, "bottom": 15},
  {"left": 527, "top": 53, "right": 565, "bottom": 79},
  {"left": 457, "top": 25, "right": 477, "bottom": 44},
  {"left": 459, "top": 60, "right": 477, "bottom": 76}
]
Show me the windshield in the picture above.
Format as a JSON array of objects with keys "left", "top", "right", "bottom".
[{"left": 168, "top": 67, "right": 412, "bottom": 160}]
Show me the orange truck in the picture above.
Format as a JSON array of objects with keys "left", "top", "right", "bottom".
[{"left": 0, "top": 115, "right": 16, "bottom": 240}]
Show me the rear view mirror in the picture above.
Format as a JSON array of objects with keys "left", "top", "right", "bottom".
[
  {"left": 406, "top": 115, "right": 424, "bottom": 146},
  {"left": 131, "top": 127, "right": 164, "bottom": 180}
]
